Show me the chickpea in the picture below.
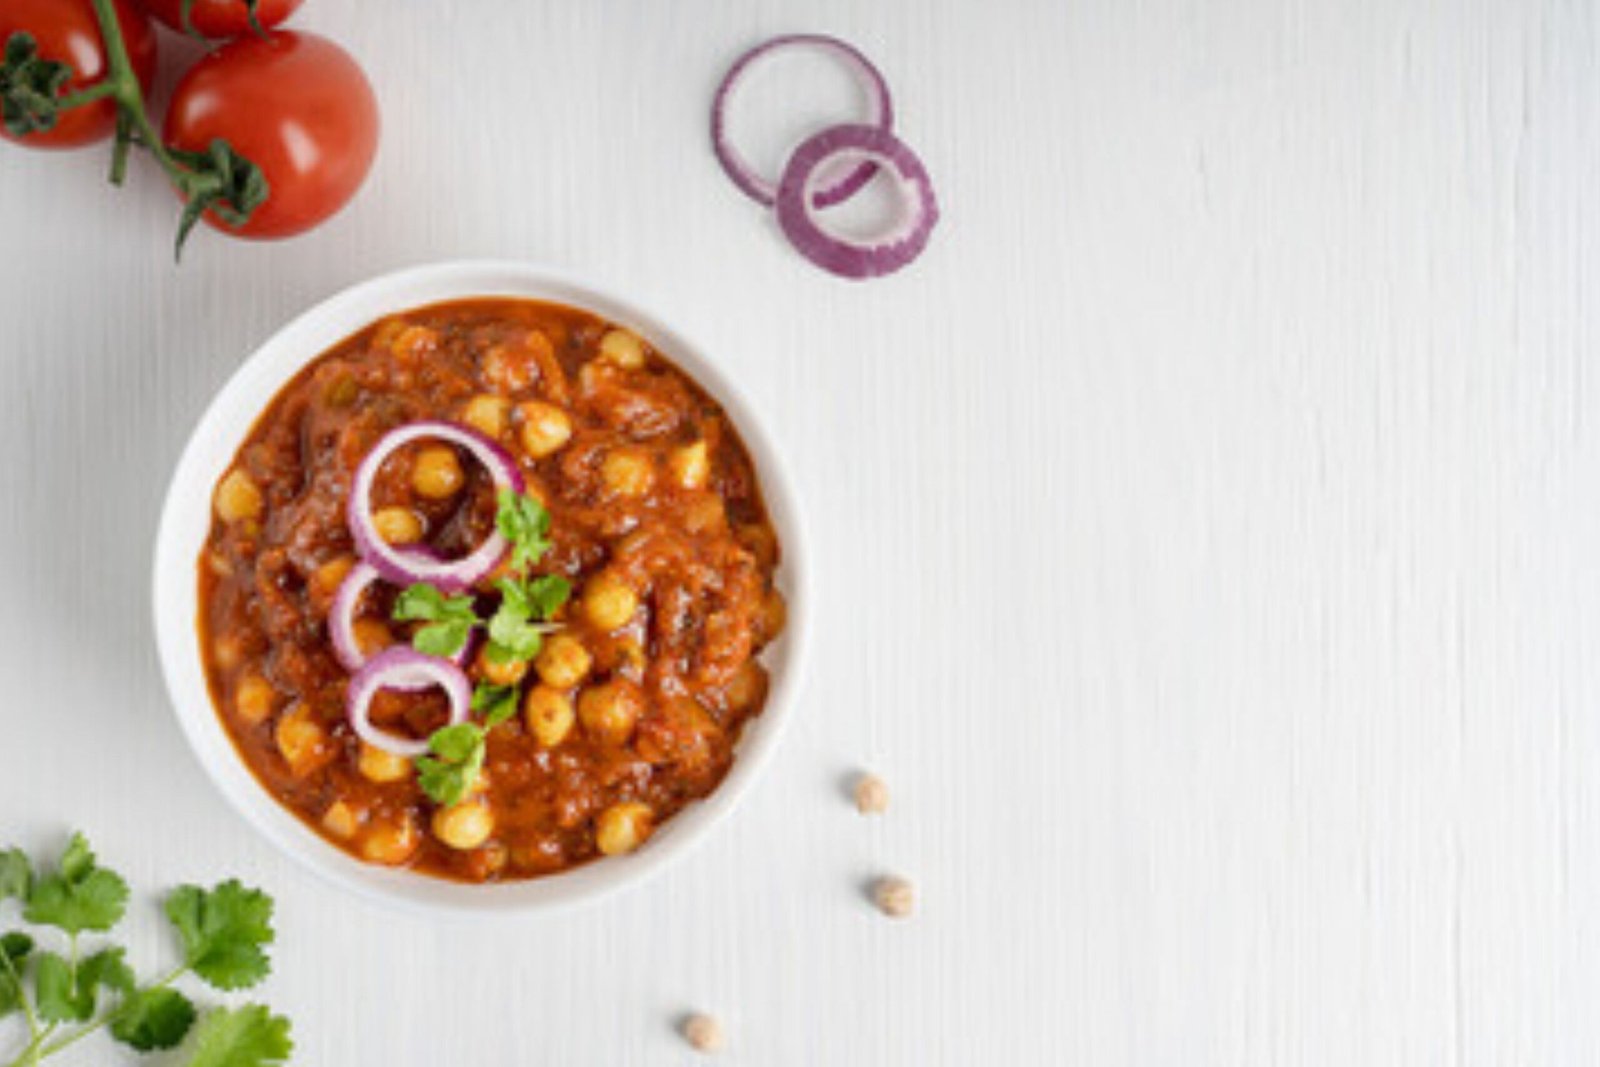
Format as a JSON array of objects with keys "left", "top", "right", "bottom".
[
  {"left": 854, "top": 773, "right": 890, "bottom": 815},
  {"left": 460, "top": 393, "right": 511, "bottom": 438},
  {"left": 595, "top": 801, "right": 653, "bottom": 855},
  {"left": 600, "top": 448, "right": 655, "bottom": 497},
  {"left": 372, "top": 507, "right": 423, "bottom": 545},
  {"left": 738, "top": 523, "right": 778, "bottom": 569},
  {"left": 668, "top": 441, "right": 710, "bottom": 490},
  {"left": 214, "top": 469, "right": 263, "bottom": 524},
  {"left": 311, "top": 556, "right": 355, "bottom": 597},
  {"left": 482, "top": 344, "right": 539, "bottom": 394},
  {"left": 524, "top": 685, "right": 575, "bottom": 747},
  {"left": 275, "top": 704, "right": 328, "bottom": 777},
  {"left": 432, "top": 800, "right": 495, "bottom": 851},
  {"left": 614, "top": 636, "right": 647, "bottom": 679},
  {"left": 517, "top": 400, "right": 573, "bottom": 458},
  {"left": 358, "top": 742, "right": 411, "bottom": 783},
  {"left": 391, "top": 325, "right": 439, "bottom": 362},
  {"left": 681, "top": 1013, "right": 726, "bottom": 1054},
  {"left": 234, "top": 674, "right": 277, "bottom": 725},
  {"left": 578, "top": 680, "right": 643, "bottom": 746},
  {"left": 213, "top": 636, "right": 243, "bottom": 672},
  {"left": 761, "top": 589, "right": 788, "bottom": 641},
  {"left": 322, "top": 800, "right": 361, "bottom": 840},
  {"left": 352, "top": 618, "right": 394, "bottom": 656},
  {"left": 581, "top": 573, "right": 638, "bottom": 632},
  {"left": 873, "top": 876, "right": 915, "bottom": 919},
  {"left": 598, "top": 328, "right": 647, "bottom": 370},
  {"left": 477, "top": 646, "right": 529, "bottom": 687},
  {"left": 725, "top": 661, "right": 767, "bottom": 712},
  {"left": 360, "top": 816, "right": 420, "bottom": 865},
  {"left": 370, "top": 317, "right": 408, "bottom": 350},
  {"left": 534, "top": 633, "right": 592, "bottom": 688},
  {"left": 683, "top": 494, "right": 727, "bottom": 535},
  {"left": 411, "top": 446, "right": 464, "bottom": 499}
]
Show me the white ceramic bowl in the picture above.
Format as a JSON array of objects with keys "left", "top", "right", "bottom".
[{"left": 152, "top": 261, "right": 809, "bottom": 917}]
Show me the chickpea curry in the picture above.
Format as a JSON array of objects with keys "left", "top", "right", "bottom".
[{"left": 199, "top": 299, "right": 785, "bottom": 882}]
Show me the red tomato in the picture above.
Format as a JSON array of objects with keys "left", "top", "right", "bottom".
[
  {"left": 0, "top": 0, "right": 157, "bottom": 149},
  {"left": 137, "top": 0, "right": 302, "bottom": 39},
  {"left": 163, "top": 31, "right": 379, "bottom": 238}
]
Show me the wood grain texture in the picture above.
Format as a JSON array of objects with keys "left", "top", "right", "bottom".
[{"left": 1, "top": 0, "right": 1596, "bottom": 1062}]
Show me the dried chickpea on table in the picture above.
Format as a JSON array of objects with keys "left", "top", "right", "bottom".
[{"left": 198, "top": 300, "right": 788, "bottom": 882}]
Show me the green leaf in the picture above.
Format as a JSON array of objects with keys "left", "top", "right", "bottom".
[
  {"left": 0, "top": 932, "right": 32, "bottom": 1018},
  {"left": 484, "top": 576, "right": 559, "bottom": 664},
  {"left": 36, "top": 946, "right": 134, "bottom": 1022},
  {"left": 413, "top": 618, "right": 473, "bottom": 658},
  {"left": 0, "top": 848, "right": 31, "bottom": 901},
  {"left": 0, "top": 32, "right": 73, "bottom": 138},
  {"left": 24, "top": 833, "right": 130, "bottom": 934},
  {"left": 186, "top": 1004, "right": 293, "bottom": 1067},
  {"left": 164, "top": 880, "right": 275, "bottom": 991},
  {"left": 415, "top": 724, "right": 486, "bottom": 807},
  {"left": 112, "top": 986, "right": 198, "bottom": 1052},
  {"left": 496, "top": 491, "right": 553, "bottom": 573},
  {"left": 395, "top": 583, "right": 479, "bottom": 657},
  {"left": 526, "top": 574, "right": 572, "bottom": 618},
  {"left": 472, "top": 683, "right": 520, "bottom": 729}
]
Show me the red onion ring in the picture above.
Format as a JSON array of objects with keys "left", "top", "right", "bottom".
[
  {"left": 712, "top": 34, "right": 894, "bottom": 208},
  {"left": 347, "top": 421, "right": 524, "bottom": 594},
  {"left": 346, "top": 646, "right": 471, "bottom": 758},
  {"left": 775, "top": 124, "right": 939, "bottom": 279},
  {"left": 328, "top": 558, "right": 471, "bottom": 675}
]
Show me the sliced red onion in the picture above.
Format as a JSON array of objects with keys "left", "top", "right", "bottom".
[
  {"left": 328, "top": 558, "right": 471, "bottom": 675},
  {"left": 347, "top": 421, "right": 524, "bottom": 594},
  {"left": 775, "top": 124, "right": 939, "bottom": 280},
  {"left": 346, "top": 646, "right": 471, "bottom": 758},
  {"left": 712, "top": 34, "right": 893, "bottom": 208}
]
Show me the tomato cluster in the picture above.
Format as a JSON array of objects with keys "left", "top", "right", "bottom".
[{"left": 0, "top": 0, "right": 378, "bottom": 243}]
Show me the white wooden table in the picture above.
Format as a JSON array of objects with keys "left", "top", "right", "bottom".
[{"left": 3, "top": 1, "right": 1597, "bottom": 1063}]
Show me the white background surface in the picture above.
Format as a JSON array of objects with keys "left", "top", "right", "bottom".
[{"left": 1, "top": 0, "right": 1597, "bottom": 1063}]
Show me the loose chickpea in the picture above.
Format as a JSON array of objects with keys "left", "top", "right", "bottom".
[
  {"left": 214, "top": 469, "right": 263, "bottom": 523},
  {"left": 360, "top": 816, "right": 420, "bottom": 866},
  {"left": 668, "top": 441, "right": 710, "bottom": 490},
  {"left": 854, "top": 773, "right": 890, "bottom": 815},
  {"left": 275, "top": 704, "right": 328, "bottom": 777},
  {"left": 351, "top": 618, "right": 394, "bottom": 656},
  {"left": 581, "top": 573, "right": 638, "bottom": 632},
  {"left": 358, "top": 742, "right": 411, "bottom": 783},
  {"left": 372, "top": 507, "right": 423, "bottom": 545},
  {"left": 600, "top": 448, "right": 655, "bottom": 497},
  {"left": 322, "top": 800, "right": 361, "bottom": 840},
  {"left": 517, "top": 400, "right": 573, "bottom": 458},
  {"left": 432, "top": 800, "right": 495, "bottom": 851},
  {"left": 311, "top": 556, "right": 355, "bottom": 597},
  {"left": 873, "top": 876, "right": 915, "bottom": 919},
  {"left": 477, "top": 646, "right": 529, "bottom": 687},
  {"left": 411, "top": 446, "right": 464, "bottom": 499},
  {"left": 234, "top": 674, "right": 277, "bottom": 725},
  {"left": 595, "top": 801, "right": 653, "bottom": 855},
  {"left": 460, "top": 393, "right": 511, "bottom": 438},
  {"left": 578, "top": 680, "right": 643, "bottom": 746},
  {"left": 598, "top": 328, "right": 647, "bottom": 370},
  {"left": 681, "top": 1013, "right": 726, "bottom": 1054},
  {"left": 761, "top": 589, "right": 788, "bottom": 640},
  {"left": 524, "top": 685, "right": 575, "bottom": 747},
  {"left": 535, "top": 633, "right": 593, "bottom": 688}
]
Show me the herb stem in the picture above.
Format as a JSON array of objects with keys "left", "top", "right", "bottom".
[
  {"left": 0, "top": 947, "right": 40, "bottom": 1062},
  {"left": 28, "top": 964, "right": 189, "bottom": 1062}
]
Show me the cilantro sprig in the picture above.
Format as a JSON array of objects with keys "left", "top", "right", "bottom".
[
  {"left": 392, "top": 584, "right": 478, "bottom": 659},
  {"left": 0, "top": 833, "right": 290, "bottom": 1067}
]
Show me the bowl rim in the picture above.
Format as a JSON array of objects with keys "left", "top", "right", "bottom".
[{"left": 151, "top": 260, "right": 811, "bottom": 918}]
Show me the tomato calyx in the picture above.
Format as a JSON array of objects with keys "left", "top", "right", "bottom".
[
  {"left": 168, "top": 138, "right": 268, "bottom": 251},
  {"left": 0, "top": 33, "right": 77, "bottom": 137}
]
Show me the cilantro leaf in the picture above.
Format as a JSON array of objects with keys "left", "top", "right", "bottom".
[
  {"left": 164, "top": 880, "right": 275, "bottom": 991},
  {"left": 472, "top": 683, "right": 520, "bottom": 729},
  {"left": 484, "top": 576, "right": 561, "bottom": 664},
  {"left": 415, "top": 723, "right": 486, "bottom": 807},
  {"left": 24, "top": 834, "right": 129, "bottom": 934},
  {"left": 0, "top": 932, "right": 32, "bottom": 1019},
  {"left": 394, "top": 584, "right": 479, "bottom": 658},
  {"left": 36, "top": 946, "right": 130, "bottom": 1022},
  {"left": 0, "top": 848, "right": 30, "bottom": 902},
  {"left": 111, "top": 986, "right": 197, "bottom": 1051},
  {"left": 526, "top": 574, "right": 572, "bottom": 618},
  {"left": 496, "top": 490, "right": 553, "bottom": 573},
  {"left": 186, "top": 1004, "right": 293, "bottom": 1067}
]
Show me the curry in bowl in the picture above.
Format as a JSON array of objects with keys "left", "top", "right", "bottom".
[{"left": 198, "top": 299, "right": 785, "bottom": 883}]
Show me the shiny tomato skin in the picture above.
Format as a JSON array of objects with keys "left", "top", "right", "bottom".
[
  {"left": 162, "top": 30, "right": 378, "bottom": 238},
  {"left": 0, "top": 0, "right": 157, "bottom": 149},
  {"left": 137, "top": 0, "right": 302, "bottom": 39}
]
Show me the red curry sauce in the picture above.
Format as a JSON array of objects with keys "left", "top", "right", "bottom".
[{"left": 198, "top": 299, "right": 784, "bottom": 882}]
